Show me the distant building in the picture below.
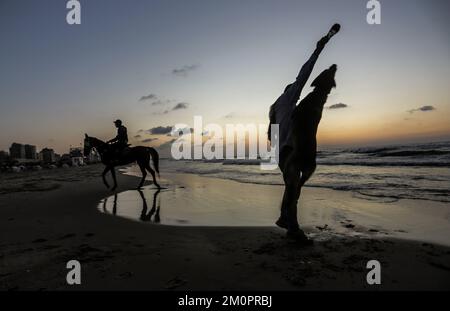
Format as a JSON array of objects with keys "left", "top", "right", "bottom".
[
  {"left": 9, "top": 143, "right": 25, "bottom": 159},
  {"left": 71, "top": 157, "right": 84, "bottom": 166},
  {"left": 70, "top": 147, "right": 84, "bottom": 166},
  {"left": 0, "top": 150, "right": 9, "bottom": 163},
  {"left": 60, "top": 153, "right": 71, "bottom": 165},
  {"left": 69, "top": 147, "right": 83, "bottom": 158},
  {"left": 9, "top": 143, "right": 37, "bottom": 161},
  {"left": 24, "top": 144, "right": 37, "bottom": 160},
  {"left": 40, "top": 148, "right": 56, "bottom": 163},
  {"left": 87, "top": 150, "right": 101, "bottom": 163}
]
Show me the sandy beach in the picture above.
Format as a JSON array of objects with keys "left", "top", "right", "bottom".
[{"left": 1, "top": 164, "right": 450, "bottom": 290}]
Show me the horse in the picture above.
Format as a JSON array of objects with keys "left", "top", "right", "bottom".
[{"left": 83, "top": 134, "right": 161, "bottom": 191}]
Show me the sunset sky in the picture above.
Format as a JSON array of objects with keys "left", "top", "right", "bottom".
[{"left": 0, "top": 0, "right": 449, "bottom": 154}]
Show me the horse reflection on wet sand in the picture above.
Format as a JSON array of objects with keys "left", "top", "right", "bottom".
[
  {"left": 139, "top": 189, "right": 161, "bottom": 223},
  {"left": 102, "top": 189, "right": 161, "bottom": 223}
]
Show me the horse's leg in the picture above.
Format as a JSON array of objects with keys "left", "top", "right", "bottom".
[
  {"left": 145, "top": 164, "right": 161, "bottom": 189},
  {"left": 102, "top": 166, "right": 111, "bottom": 189},
  {"left": 110, "top": 167, "right": 118, "bottom": 191},
  {"left": 137, "top": 162, "right": 147, "bottom": 189}
]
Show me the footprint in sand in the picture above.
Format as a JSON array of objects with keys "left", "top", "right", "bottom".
[
  {"left": 32, "top": 238, "right": 47, "bottom": 243},
  {"left": 58, "top": 233, "right": 76, "bottom": 240},
  {"left": 165, "top": 276, "right": 187, "bottom": 289},
  {"left": 316, "top": 224, "right": 329, "bottom": 231},
  {"left": 117, "top": 271, "right": 134, "bottom": 279},
  {"left": 39, "top": 245, "right": 61, "bottom": 250}
]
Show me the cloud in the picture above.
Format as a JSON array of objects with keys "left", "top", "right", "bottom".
[
  {"left": 134, "top": 134, "right": 142, "bottom": 139},
  {"left": 160, "top": 102, "right": 190, "bottom": 114},
  {"left": 327, "top": 103, "right": 348, "bottom": 110},
  {"left": 172, "top": 64, "right": 199, "bottom": 77},
  {"left": 172, "top": 102, "right": 189, "bottom": 110},
  {"left": 137, "top": 129, "right": 144, "bottom": 133},
  {"left": 139, "top": 93, "right": 157, "bottom": 102},
  {"left": 170, "top": 127, "right": 193, "bottom": 136},
  {"left": 408, "top": 105, "right": 436, "bottom": 113},
  {"left": 150, "top": 99, "right": 171, "bottom": 106},
  {"left": 138, "top": 92, "right": 177, "bottom": 106},
  {"left": 141, "top": 138, "right": 158, "bottom": 143},
  {"left": 224, "top": 112, "right": 237, "bottom": 119},
  {"left": 147, "top": 126, "right": 173, "bottom": 135}
]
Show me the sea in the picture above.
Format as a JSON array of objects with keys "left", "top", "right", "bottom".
[{"left": 151, "top": 141, "right": 450, "bottom": 204}]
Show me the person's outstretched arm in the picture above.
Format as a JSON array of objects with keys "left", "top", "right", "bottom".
[
  {"left": 283, "top": 37, "right": 329, "bottom": 104},
  {"left": 283, "top": 24, "right": 340, "bottom": 104}
]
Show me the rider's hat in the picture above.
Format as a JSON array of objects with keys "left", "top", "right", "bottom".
[{"left": 113, "top": 119, "right": 122, "bottom": 125}]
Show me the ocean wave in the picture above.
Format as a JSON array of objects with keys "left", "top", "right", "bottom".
[
  {"left": 316, "top": 161, "right": 450, "bottom": 167},
  {"left": 306, "top": 184, "right": 450, "bottom": 203},
  {"left": 373, "top": 150, "right": 450, "bottom": 157},
  {"left": 216, "top": 159, "right": 450, "bottom": 168},
  {"left": 344, "top": 141, "right": 450, "bottom": 154},
  {"left": 344, "top": 147, "right": 397, "bottom": 154},
  {"left": 222, "top": 159, "right": 262, "bottom": 165}
]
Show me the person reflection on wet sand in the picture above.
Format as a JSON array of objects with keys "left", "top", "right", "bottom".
[{"left": 139, "top": 189, "right": 161, "bottom": 223}]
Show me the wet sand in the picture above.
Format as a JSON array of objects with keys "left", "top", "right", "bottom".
[{"left": 1, "top": 164, "right": 450, "bottom": 290}]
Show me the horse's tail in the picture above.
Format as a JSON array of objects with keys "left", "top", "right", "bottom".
[{"left": 147, "top": 147, "right": 160, "bottom": 178}]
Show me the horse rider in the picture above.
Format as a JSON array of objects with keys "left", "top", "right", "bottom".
[{"left": 107, "top": 119, "right": 129, "bottom": 155}]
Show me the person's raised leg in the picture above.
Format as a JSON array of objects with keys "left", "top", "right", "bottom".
[{"left": 294, "top": 24, "right": 341, "bottom": 93}]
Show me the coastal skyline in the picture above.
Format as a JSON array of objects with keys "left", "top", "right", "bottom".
[{"left": 1, "top": 0, "right": 449, "bottom": 154}]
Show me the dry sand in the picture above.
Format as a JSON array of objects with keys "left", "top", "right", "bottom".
[{"left": 1, "top": 164, "right": 450, "bottom": 290}]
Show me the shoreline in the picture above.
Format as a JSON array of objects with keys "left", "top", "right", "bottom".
[
  {"left": 1, "top": 164, "right": 450, "bottom": 290},
  {"left": 122, "top": 169, "right": 450, "bottom": 247}
]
